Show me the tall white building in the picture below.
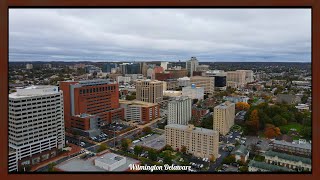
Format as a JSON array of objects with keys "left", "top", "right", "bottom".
[
  {"left": 167, "top": 96, "right": 192, "bottom": 125},
  {"left": 186, "top": 57, "right": 199, "bottom": 77},
  {"left": 182, "top": 84, "right": 204, "bottom": 100},
  {"left": 161, "top": 62, "right": 169, "bottom": 70},
  {"left": 8, "top": 86, "right": 65, "bottom": 172}
]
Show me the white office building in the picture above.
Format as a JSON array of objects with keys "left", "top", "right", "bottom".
[
  {"left": 186, "top": 57, "right": 199, "bottom": 77},
  {"left": 167, "top": 96, "right": 192, "bottom": 125},
  {"left": 8, "top": 86, "right": 65, "bottom": 172},
  {"left": 182, "top": 84, "right": 204, "bottom": 100},
  {"left": 177, "top": 77, "right": 191, "bottom": 87},
  {"left": 117, "top": 76, "right": 131, "bottom": 84}
]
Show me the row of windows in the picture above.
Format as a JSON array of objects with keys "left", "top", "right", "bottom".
[{"left": 79, "top": 85, "right": 116, "bottom": 94}]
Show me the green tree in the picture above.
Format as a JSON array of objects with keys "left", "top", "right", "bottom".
[
  {"left": 148, "top": 149, "right": 158, "bottom": 161},
  {"left": 48, "top": 162, "right": 56, "bottom": 172},
  {"left": 121, "top": 138, "right": 132, "bottom": 151},
  {"left": 181, "top": 146, "right": 187, "bottom": 154},
  {"left": 97, "top": 143, "right": 107, "bottom": 153},
  {"left": 163, "top": 151, "right": 173, "bottom": 164},
  {"left": 134, "top": 145, "right": 143, "bottom": 156},
  {"left": 222, "top": 155, "right": 236, "bottom": 164}
]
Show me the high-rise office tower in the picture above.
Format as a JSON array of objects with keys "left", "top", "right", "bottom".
[
  {"left": 213, "top": 101, "right": 235, "bottom": 136},
  {"left": 167, "top": 96, "right": 192, "bottom": 125},
  {"left": 186, "top": 57, "right": 199, "bottom": 77},
  {"left": 8, "top": 86, "right": 65, "bottom": 172},
  {"left": 135, "top": 79, "right": 163, "bottom": 103}
]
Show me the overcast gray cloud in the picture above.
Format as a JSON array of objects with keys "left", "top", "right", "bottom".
[{"left": 9, "top": 9, "right": 311, "bottom": 62}]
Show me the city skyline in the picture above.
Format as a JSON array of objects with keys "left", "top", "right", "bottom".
[{"left": 9, "top": 9, "right": 311, "bottom": 62}]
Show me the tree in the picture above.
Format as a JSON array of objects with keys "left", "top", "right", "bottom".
[
  {"left": 222, "top": 155, "right": 236, "bottom": 164},
  {"left": 164, "top": 145, "right": 173, "bottom": 151},
  {"left": 48, "top": 162, "right": 57, "bottom": 172},
  {"left": 97, "top": 143, "right": 108, "bottom": 153},
  {"left": 209, "top": 154, "right": 216, "bottom": 162},
  {"left": 142, "top": 126, "right": 152, "bottom": 134},
  {"left": 200, "top": 114, "right": 213, "bottom": 129},
  {"left": 236, "top": 102, "right": 250, "bottom": 111},
  {"left": 245, "top": 109, "right": 259, "bottom": 135},
  {"left": 126, "top": 95, "right": 136, "bottom": 100},
  {"left": 163, "top": 151, "right": 173, "bottom": 164},
  {"left": 148, "top": 149, "right": 157, "bottom": 161},
  {"left": 181, "top": 146, "right": 187, "bottom": 154},
  {"left": 300, "top": 126, "right": 312, "bottom": 140},
  {"left": 121, "top": 138, "right": 132, "bottom": 151},
  {"left": 134, "top": 145, "right": 143, "bottom": 156},
  {"left": 264, "top": 124, "right": 281, "bottom": 138}
]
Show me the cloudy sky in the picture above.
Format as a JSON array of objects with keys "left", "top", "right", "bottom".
[{"left": 9, "top": 9, "right": 311, "bottom": 62}]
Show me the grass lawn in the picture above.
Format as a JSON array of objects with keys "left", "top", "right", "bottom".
[{"left": 279, "top": 123, "right": 303, "bottom": 133}]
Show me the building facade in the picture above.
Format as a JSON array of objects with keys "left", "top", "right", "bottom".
[
  {"left": 186, "top": 57, "right": 199, "bottom": 77},
  {"left": 135, "top": 79, "right": 163, "bottom": 103},
  {"left": 182, "top": 85, "right": 205, "bottom": 100},
  {"left": 60, "top": 79, "right": 124, "bottom": 130},
  {"left": 119, "top": 100, "right": 160, "bottom": 123},
  {"left": 8, "top": 86, "right": 65, "bottom": 172},
  {"left": 190, "top": 76, "right": 215, "bottom": 94},
  {"left": 226, "top": 71, "right": 246, "bottom": 86},
  {"left": 167, "top": 96, "right": 192, "bottom": 125},
  {"left": 165, "top": 124, "right": 219, "bottom": 159},
  {"left": 213, "top": 101, "right": 235, "bottom": 135},
  {"left": 264, "top": 151, "right": 311, "bottom": 171}
]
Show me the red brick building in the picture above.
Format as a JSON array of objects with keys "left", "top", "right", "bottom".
[
  {"left": 60, "top": 80, "right": 124, "bottom": 130},
  {"left": 155, "top": 72, "right": 173, "bottom": 81}
]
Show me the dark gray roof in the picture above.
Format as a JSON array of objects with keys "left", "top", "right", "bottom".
[
  {"left": 248, "top": 160, "right": 293, "bottom": 172},
  {"left": 273, "top": 140, "right": 311, "bottom": 150},
  {"left": 265, "top": 151, "right": 311, "bottom": 165}
]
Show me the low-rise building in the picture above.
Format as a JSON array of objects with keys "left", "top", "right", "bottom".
[
  {"left": 223, "top": 96, "right": 249, "bottom": 103},
  {"left": 231, "top": 145, "right": 249, "bottom": 163},
  {"left": 163, "top": 90, "right": 182, "bottom": 97},
  {"left": 190, "top": 76, "right": 215, "bottom": 94},
  {"left": 276, "top": 94, "right": 301, "bottom": 104},
  {"left": 182, "top": 84, "right": 204, "bottom": 100},
  {"left": 177, "top": 77, "right": 191, "bottom": 87},
  {"left": 119, "top": 100, "right": 160, "bottom": 123},
  {"left": 271, "top": 140, "right": 311, "bottom": 157},
  {"left": 248, "top": 160, "right": 293, "bottom": 172},
  {"left": 264, "top": 151, "right": 311, "bottom": 171},
  {"left": 165, "top": 124, "right": 219, "bottom": 159}
]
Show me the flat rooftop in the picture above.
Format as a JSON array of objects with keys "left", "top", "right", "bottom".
[
  {"left": 273, "top": 140, "right": 311, "bottom": 150},
  {"left": 56, "top": 152, "right": 140, "bottom": 172},
  {"left": 9, "top": 85, "right": 59, "bottom": 98},
  {"left": 165, "top": 124, "right": 218, "bottom": 136},
  {"left": 119, "top": 100, "right": 157, "bottom": 107}
]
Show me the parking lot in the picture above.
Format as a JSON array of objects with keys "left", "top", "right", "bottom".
[
  {"left": 102, "top": 123, "right": 131, "bottom": 133},
  {"left": 65, "top": 135, "right": 95, "bottom": 149},
  {"left": 244, "top": 136, "right": 271, "bottom": 151},
  {"left": 131, "top": 133, "right": 166, "bottom": 151}
]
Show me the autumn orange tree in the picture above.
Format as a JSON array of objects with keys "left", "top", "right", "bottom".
[
  {"left": 245, "top": 109, "right": 259, "bottom": 135},
  {"left": 264, "top": 124, "right": 281, "bottom": 138},
  {"left": 236, "top": 102, "right": 250, "bottom": 111}
]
